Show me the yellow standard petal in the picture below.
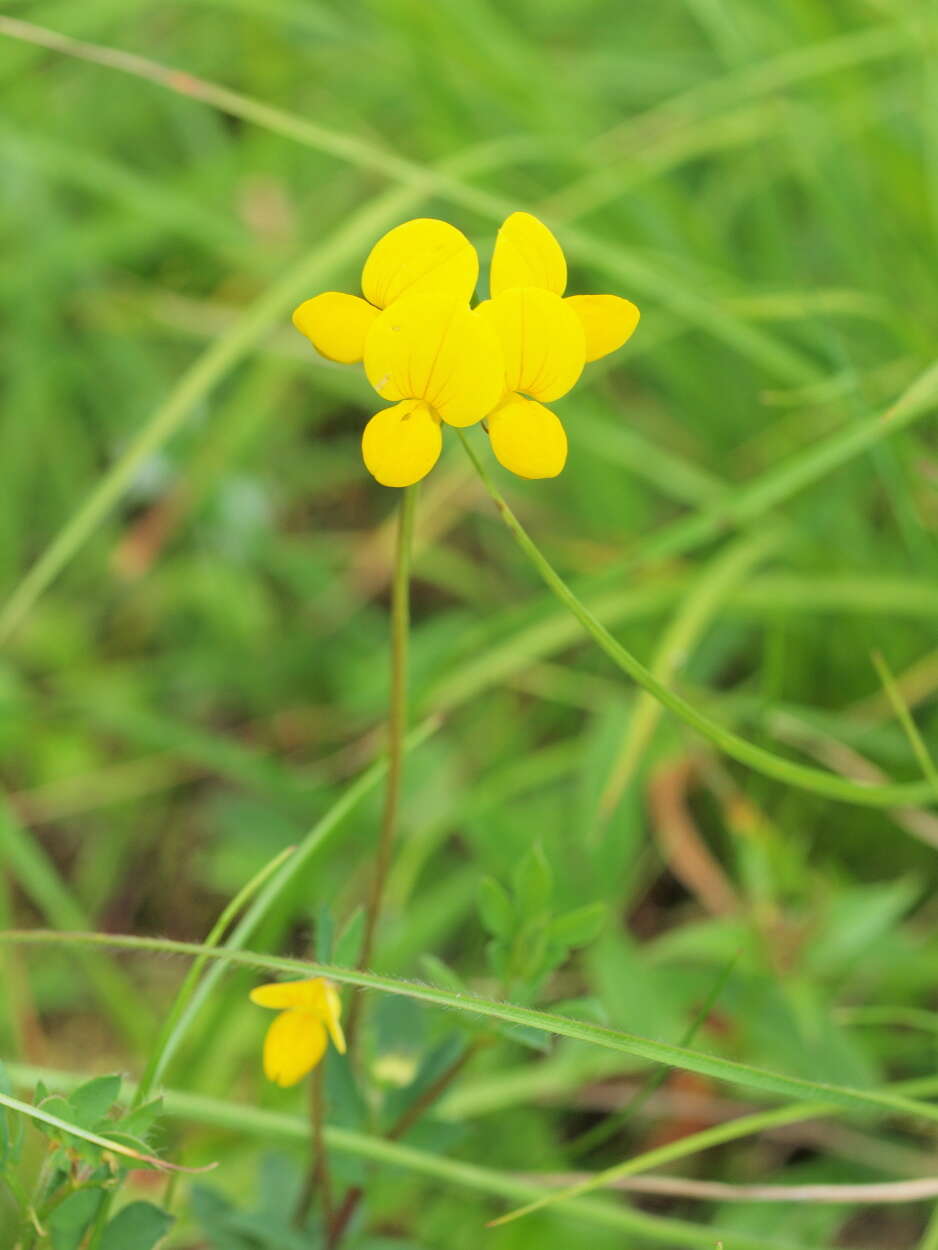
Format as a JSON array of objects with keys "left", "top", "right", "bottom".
[
  {"left": 489, "top": 212, "right": 567, "bottom": 298},
  {"left": 488, "top": 394, "right": 568, "bottom": 480},
  {"left": 364, "top": 292, "right": 504, "bottom": 427},
  {"left": 262, "top": 1009, "right": 328, "bottom": 1087},
  {"left": 565, "top": 294, "right": 640, "bottom": 363},
  {"left": 250, "top": 977, "right": 338, "bottom": 1012},
  {"left": 477, "top": 288, "right": 585, "bottom": 403},
  {"left": 292, "top": 292, "right": 379, "bottom": 364},
  {"left": 361, "top": 400, "right": 442, "bottom": 488},
  {"left": 361, "top": 218, "right": 478, "bottom": 309}
]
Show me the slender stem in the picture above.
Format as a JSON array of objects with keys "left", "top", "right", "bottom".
[
  {"left": 346, "top": 486, "right": 418, "bottom": 1047},
  {"left": 456, "top": 430, "right": 938, "bottom": 809},
  {"left": 295, "top": 1063, "right": 332, "bottom": 1228},
  {"left": 328, "top": 1040, "right": 482, "bottom": 1249}
]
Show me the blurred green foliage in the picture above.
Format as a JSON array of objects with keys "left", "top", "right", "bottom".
[{"left": 1, "top": 0, "right": 938, "bottom": 1246}]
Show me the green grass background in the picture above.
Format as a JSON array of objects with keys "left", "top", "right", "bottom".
[{"left": 1, "top": 0, "right": 938, "bottom": 1246}]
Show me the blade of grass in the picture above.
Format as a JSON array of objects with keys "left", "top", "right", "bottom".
[
  {"left": 134, "top": 844, "right": 295, "bottom": 1107},
  {"left": 13, "top": 1063, "right": 938, "bottom": 1250},
  {"left": 146, "top": 717, "right": 437, "bottom": 1089},
  {"left": 0, "top": 800, "right": 155, "bottom": 1049},
  {"left": 7, "top": 930, "right": 938, "bottom": 1126},
  {"left": 0, "top": 1090, "right": 212, "bottom": 1174}
]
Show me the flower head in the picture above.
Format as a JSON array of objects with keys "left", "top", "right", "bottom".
[
  {"left": 478, "top": 212, "right": 640, "bottom": 479},
  {"left": 292, "top": 218, "right": 503, "bottom": 488},
  {"left": 289, "top": 211, "right": 639, "bottom": 487},
  {"left": 249, "top": 977, "right": 346, "bottom": 1087}
]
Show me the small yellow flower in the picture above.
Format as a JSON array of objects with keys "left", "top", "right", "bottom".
[
  {"left": 292, "top": 218, "right": 503, "bottom": 488},
  {"left": 478, "top": 212, "right": 641, "bottom": 479},
  {"left": 249, "top": 977, "right": 347, "bottom": 1088}
]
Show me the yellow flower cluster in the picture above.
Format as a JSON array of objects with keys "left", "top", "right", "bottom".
[{"left": 293, "top": 213, "right": 639, "bottom": 486}]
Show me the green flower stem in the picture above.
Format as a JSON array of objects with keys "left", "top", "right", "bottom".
[
  {"left": 347, "top": 484, "right": 418, "bottom": 1048},
  {"left": 457, "top": 429, "right": 938, "bottom": 809}
]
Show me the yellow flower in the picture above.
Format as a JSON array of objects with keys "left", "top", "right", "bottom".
[
  {"left": 360, "top": 290, "right": 504, "bottom": 486},
  {"left": 477, "top": 212, "right": 641, "bottom": 479},
  {"left": 292, "top": 218, "right": 503, "bottom": 488},
  {"left": 249, "top": 977, "right": 347, "bottom": 1087}
]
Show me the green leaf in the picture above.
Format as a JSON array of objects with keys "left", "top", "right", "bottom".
[
  {"left": 114, "top": 1096, "right": 164, "bottom": 1144},
  {"left": 477, "top": 876, "right": 513, "bottom": 937},
  {"left": 99, "top": 1201, "right": 173, "bottom": 1250},
  {"left": 68, "top": 1075, "right": 121, "bottom": 1129},
  {"left": 48, "top": 1189, "right": 103, "bottom": 1250},
  {"left": 512, "top": 844, "right": 552, "bottom": 920},
  {"left": 551, "top": 902, "right": 607, "bottom": 949}
]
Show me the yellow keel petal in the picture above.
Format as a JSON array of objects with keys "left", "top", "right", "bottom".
[
  {"left": 361, "top": 400, "right": 442, "bottom": 487},
  {"left": 362, "top": 218, "right": 478, "bottom": 308},
  {"left": 490, "top": 212, "right": 567, "bottom": 297},
  {"left": 364, "top": 292, "right": 504, "bottom": 427},
  {"left": 565, "top": 294, "right": 640, "bottom": 362},
  {"left": 262, "top": 1010, "right": 327, "bottom": 1087},
  {"left": 488, "top": 394, "right": 568, "bottom": 479},
  {"left": 477, "top": 288, "right": 584, "bottom": 403},
  {"left": 292, "top": 292, "right": 378, "bottom": 364}
]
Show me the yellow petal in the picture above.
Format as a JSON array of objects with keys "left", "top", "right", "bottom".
[
  {"left": 361, "top": 400, "right": 442, "bottom": 488},
  {"left": 292, "top": 293, "right": 378, "bottom": 364},
  {"left": 477, "top": 288, "right": 585, "bottom": 403},
  {"left": 565, "top": 294, "right": 640, "bottom": 363},
  {"left": 488, "top": 394, "right": 568, "bottom": 479},
  {"left": 262, "top": 1010, "right": 327, "bottom": 1087},
  {"left": 361, "top": 218, "right": 478, "bottom": 309},
  {"left": 490, "top": 212, "right": 567, "bottom": 297},
  {"left": 364, "top": 293, "right": 504, "bottom": 427},
  {"left": 320, "top": 981, "right": 347, "bottom": 1055},
  {"left": 250, "top": 977, "right": 334, "bottom": 1012}
]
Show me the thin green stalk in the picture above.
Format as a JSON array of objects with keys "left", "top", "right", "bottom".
[
  {"left": 872, "top": 650, "right": 938, "bottom": 795},
  {"left": 458, "top": 429, "right": 938, "bottom": 809},
  {"left": 134, "top": 844, "right": 295, "bottom": 1107},
  {"left": 347, "top": 484, "right": 417, "bottom": 1047},
  {"left": 10, "top": 929, "right": 938, "bottom": 1125},
  {"left": 597, "top": 530, "right": 780, "bottom": 823}
]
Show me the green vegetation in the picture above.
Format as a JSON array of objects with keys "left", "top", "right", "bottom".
[{"left": 1, "top": 1, "right": 937, "bottom": 1248}]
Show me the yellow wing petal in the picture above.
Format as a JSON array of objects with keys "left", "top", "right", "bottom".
[
  {"left": 490, "top": 212, "right": 567, "bottom": 297},
  {"left": 262, "top": 1010, "right": 327, "bottom": 1087},
  {"left": 320, "top": 981, "right": 347, "bottom": 1055},
  {"left": 565, "top": 294, "right": 640, "bottom": 362},
  {"left": 477, "top": 288, "right": 584, "bottom": 403},
  {"left": 361, "top": 400, "right": 442, "bottom": 488},
  {"left": 292, "top": 292, "right": 378, "bottom": 364},
  {"left": 361, "top": 218, "right": 478, "bottom": 309},
  {"left": 487, "top": 395, "right": 568, "bottom": 479},
  {"left": 364, "top": 293, "right": 504, "bottom": 427}
]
